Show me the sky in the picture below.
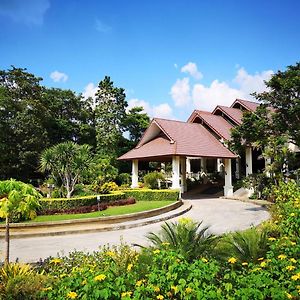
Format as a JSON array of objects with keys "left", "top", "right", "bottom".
[{"left": 0, "top": 0, "right": 299, "bottom": 121}]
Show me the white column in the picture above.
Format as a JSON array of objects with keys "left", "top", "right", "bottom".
[
  {"left": 217, "top": 158, "right": 223, "bottom": 173},
  {"left": 181, "top": 157, "right": 187, "bottom": 193},
  {"left": 161, "top": 162, "right": 166, "bottom": 174},
  {"left": 245, "top": 147, "right": 253, "bottom": 176},
  {"left": 171, "top": 156, "right": 180, "bottom": 189},
  {"left": 235, "top": 158, "right": 241, "bottom": 179},
  {"left": 224, "top": 158, "right": 233, "bottom": 197},
  {"left": 186, "top": 158, "right": 191, "bottom": 174},
  {"left": 131, "top": 159, "right": 139, "bottom": 188}
]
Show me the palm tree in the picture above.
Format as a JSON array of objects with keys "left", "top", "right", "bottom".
[
  {"left": 40, "top": 142, "right": 92, "bottom": 198},
  {"left": 0, "top": 179, "right": 41, "bottom": 263},
  {"left": 145, "top": 218, "right": 218, "bottom": 262}
]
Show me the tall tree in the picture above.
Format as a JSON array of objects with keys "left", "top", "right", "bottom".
[
  {"left": 40, "top": 142, "right": 92, "bottom": 198},
  {"left": 0, "top": 67, "right": 48, "bottom": 180},
  {"left": 123, "top": 106, "right": 150, "bottom": 145},
  {"left": 0, "top": 179, "right": 41, "bottom": 263},
  {"left": 94, "top": 76, "right": 128, "bottom": 156}
]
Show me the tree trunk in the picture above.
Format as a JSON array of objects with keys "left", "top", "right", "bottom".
[{"left": 5, "top": 216, "right": 10, "bottom": 264}]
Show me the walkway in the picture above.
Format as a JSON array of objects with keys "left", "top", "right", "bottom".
[{"left": 0, "top": 197, "right": 270, "bottom": 263}]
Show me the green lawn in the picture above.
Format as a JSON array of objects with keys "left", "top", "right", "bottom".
[{"left": 28, "top": 200, "right": 175, "bottom": 223}]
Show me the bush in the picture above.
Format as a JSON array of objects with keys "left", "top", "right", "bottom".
[
  {"left": 116, "top": 173, "right": 131, "bottom": 186},
  {"left": 38, "top": 192, "right": 126, "bottom": 213},
  {"left": 123, "top": 189, "right": 179, "bottom": 201},
  {"left": 143, "top": 171, "right": 165, "bottom": 189},
  {"left": 99, "top": 182, "right": 119, "bottom": 194}
]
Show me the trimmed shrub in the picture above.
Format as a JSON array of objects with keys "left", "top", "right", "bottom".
[
  {"left": 123, "top": 189, "right": 179, "bottom": 201},
  {"left": 38, "top": 192, "right": 125, "bottom": 213},
  {"left": 143, "top": 171, "right": 165, "bottom": 189},
  {"left": 99, "top": 182, "right": 119, "bottom": 194}
]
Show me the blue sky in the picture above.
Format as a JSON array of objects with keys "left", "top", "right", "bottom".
[{"left": 0, "top": 0, "right": 299, "bottom": 120}]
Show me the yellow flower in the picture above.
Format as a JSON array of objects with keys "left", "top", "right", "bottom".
[
  {"left": 157, "top": 295, "right": 164, "bottom": 300},
  {"left": 153, "top": 249, "right": 160, "bottom": 254},
  {"left": 185, "top": 287, "right": 193, "bottom": 294},
  {"left": 127, "top": 263, "right": 133, "bottom": 271},
  {"left": 67, "top": 291, "right": 78, "bottom": 299},
  {"left": 178, "top": 217, "right": 192, "bottom": 225},
  {"left": 290, "top": 258, "right": 297, "bottom": 263},
  {"left": 257, "top": 257, "right": 264, "bottom": 261},
  {"left": 286, "top": 265, "right": 296, "bottom": 271},
  {"left": 81, "top": 279, "right": 87, "bottom": 285},
  {"left": 42, "top": 287, "right": 52, "bottom": 291},
  {"left": 121, "top": 291, "right": 132, "bottom": 298},
  {"left": 291, "top": 273, "right": 300, "bottom": 281},
  {"left": 278, "top": 254, "right": 287, "bottom": 260},
  {"left": 228, "top": 257, "right": 237, "bottom": 264},
  {"left": 290, "top": 241, "right": 296, "bottom": 246},
  {"left": 136, "top": 279, "right": 146, "bottom": 287},
  {"left": 94, "top": 274, "right": 106, "bottom": 282},
  {"left": 242, "top": 262, "right": 248, "bottom": 266},
  {"left": 154, "top": 286, "right": 160, "bottom": 292},
  {"left": 50, "top": 258, "right": 62, "bottom": 264},
  {"left": 106, "top": 251, "right": 115, "bottom": 257},
  {"left": 171, "top": 285, "right": 178, "bottom": 293},
  {"left": 252, "top": 267, "right": 262, "bottom": 272},
  {"left": 290, "top": 213, "right": 295, "bottom": 217},
  {"left": 201, "top": 257, "right": 208, "bottom": 263},
  {"left": 286, "top": 292, "right": 293, "bottom": 299},
  {"left": 268, "top": 237, "right": 276, "bottom": 241},
  {"left": 260, "top": 261, "right": 267, "bottom": 267},
  {"left": 162, "top": 242, "right": 170, "bottom": 246}
]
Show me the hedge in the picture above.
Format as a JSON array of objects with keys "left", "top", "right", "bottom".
[
  {"left": 39, "top": 192, "right": 126, "bottom": 212},
  {"left": 123, "top": 189, "right": 179, "bottom": 201}
]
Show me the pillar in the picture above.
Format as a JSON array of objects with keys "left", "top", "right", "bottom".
[
  {"left": 131, "top": 159, "right": 139, "bottom": 188},
  {"left": 235, "top": 158, "right": 241, "bottom": 179},
  {"left": 171, "top": 156, "right": 180, "bottom": 189},
  {"left": 217, "top": 158, "right": 223, "bottom": 173},
  {"left": 186, "top": 158, "right": 191, "bottom": 174},
  {"left": 245, "top": 147, "right": 253, "bottom": 176},
  {"left": 201, "top": 158, "right": 207, "bottom": 172},
  {"left": 224, "top": 158, "right": 233, "bottom": 197},
  {"left": 181, "top": 157, "right": 187, "bottom": 193}
]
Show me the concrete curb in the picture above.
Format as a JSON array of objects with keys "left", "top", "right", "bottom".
[
  {"left": 222, "top": 196, "right": 273, "bottom": 207},
  {"left": 1, "top": 200, "right": 192, "bottom": 239}
]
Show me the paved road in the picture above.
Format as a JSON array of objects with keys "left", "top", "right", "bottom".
[{"left": 0, "top": 198, "right": 270, "bottom": 263}]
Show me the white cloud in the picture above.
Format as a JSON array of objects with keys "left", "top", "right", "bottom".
[
  {"left": 0, "top": 0, "right": 50, "bottom": 25},
  {"left": 128, "top": 98, "right": 173, "bottom": 119},
  {"left": 95, "top": 19, "right": 112, "bottom": 33},
  {"left": 181, "top": 62, "right": 203, "bottom": 80},
  {"left": 83, "top": 82, "right": 98, "bottom": 100},
  {"left": 170, "top": 77, "right": 191, "bottom": 107},
  {"left": 50, "top": 71, "right": 68, "bottom": 83}
]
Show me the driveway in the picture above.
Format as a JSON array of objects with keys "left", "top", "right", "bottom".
[{"left": 1, "top": 197, "right": 270, "bottom": 263}]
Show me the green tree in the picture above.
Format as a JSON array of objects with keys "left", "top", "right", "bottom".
[
  {"left": 94, "top": 76, "right": 128, "bottom": 155},
  {"left": 0, "top": 179, "right": 41, "bottom": 263},
  {"left": 40, "top": 142, "right": 92, "bottom": 198},
  {"left": 0, "top": 67, "right": 48, "bottom": 180},
  {"left": 123, "top": 106, "right": 150, "bottom": 145}
]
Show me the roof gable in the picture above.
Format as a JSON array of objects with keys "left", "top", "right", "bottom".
[{"left": 231, "top": 99, "right": 260, "bottom": 111}]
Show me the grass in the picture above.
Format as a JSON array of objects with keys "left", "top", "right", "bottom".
[{"left": 28, "top": 200, "right": 175, "bottom": 223}]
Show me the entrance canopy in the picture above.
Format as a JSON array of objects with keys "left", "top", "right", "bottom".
[{"left": 118, "top": 118, "right": 237, "bottom": 161}]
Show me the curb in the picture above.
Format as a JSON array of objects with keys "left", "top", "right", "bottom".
[
  {"left": 1, "top": 201, "right": 192, "bottom": 239},
  {"left": 222, "top": 197, "right": 273, "bottom": 207}
]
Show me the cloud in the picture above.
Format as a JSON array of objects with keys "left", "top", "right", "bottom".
[
  {"left": 128, "top": 98, "right": 173, "bottom": 119},
  {"left": 0, "top": 0, "right": 50, "bottom": 25},
  {"left": 170, "top": 77, "right": 191, "bottom": 107},
  {"left": 82, "top": 82, "right": 98, "bottom": 99},
  {"left": 171, "top": 66, "right": 273, "bottom": 111},
  {"left": 181, "top": 62, "right": 203, "bottom": 80},
  {"left": 50, "top": 71, "right": 68, "bottom": 83},
  {"left": 95, "top": 19, "right": 112, "bottom": 33}
]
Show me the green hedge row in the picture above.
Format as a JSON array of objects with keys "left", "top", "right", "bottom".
[
  {"left": 123, "top": 189, "right": 179, "bottom": 201},
  {"left": 39, "top": 192, "right": 125, "bottom": 212}
]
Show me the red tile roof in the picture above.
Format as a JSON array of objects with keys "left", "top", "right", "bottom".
[
  {"left": 231, "top": 99, "right": 260, "bottom": 111},
  {"left": 188, "top": 110, "right": 233, "bottom": 141},
  {"left": 118, "top": 118, "right": 236, "bottom": 160},
  {"left": 212, "top": 106, "right": 244, "bottom": 125}
]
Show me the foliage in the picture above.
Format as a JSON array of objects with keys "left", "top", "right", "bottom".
[
  {"left": 143, "top": 171, "right": 165, "bottom": 189},
  {"left": 94, "top": 76, "right": 128, "bottom": 156},
  {"left": 40, "top": 142, "right": 93, "bottom": 198},
  {"left": 145, "top": 218, "right": 218, "bottom": 262},
  {"left": 122, "top": 106, "right": 150, "bottom": 145},
  {"left": 116, "top": 173, "right": 131, "bottom": 186},
  {"left": 99, "top": 182, "right": 119, "bottom": 194},
  {"left": 39, "top": 192, "right": 126, "bottom": 213},
  {"left": 123, "top": 189, "right": 179, "bottom": 201},
  {"left": 0, "top": 263, "right": 47, "bottom": 300}
]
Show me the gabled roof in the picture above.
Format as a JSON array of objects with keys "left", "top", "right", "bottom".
[
  {"left": 187, "top": 110, "right": 233, "bottom": 141},
  {"left": 212, "top": 105, "right": 244, "bottom": 125},
  {"left": 231, "top": 99, "right": 260, "bottom": 111},
  {"left": 118, "top": 118, "right": 237, "bottom": 161}
]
